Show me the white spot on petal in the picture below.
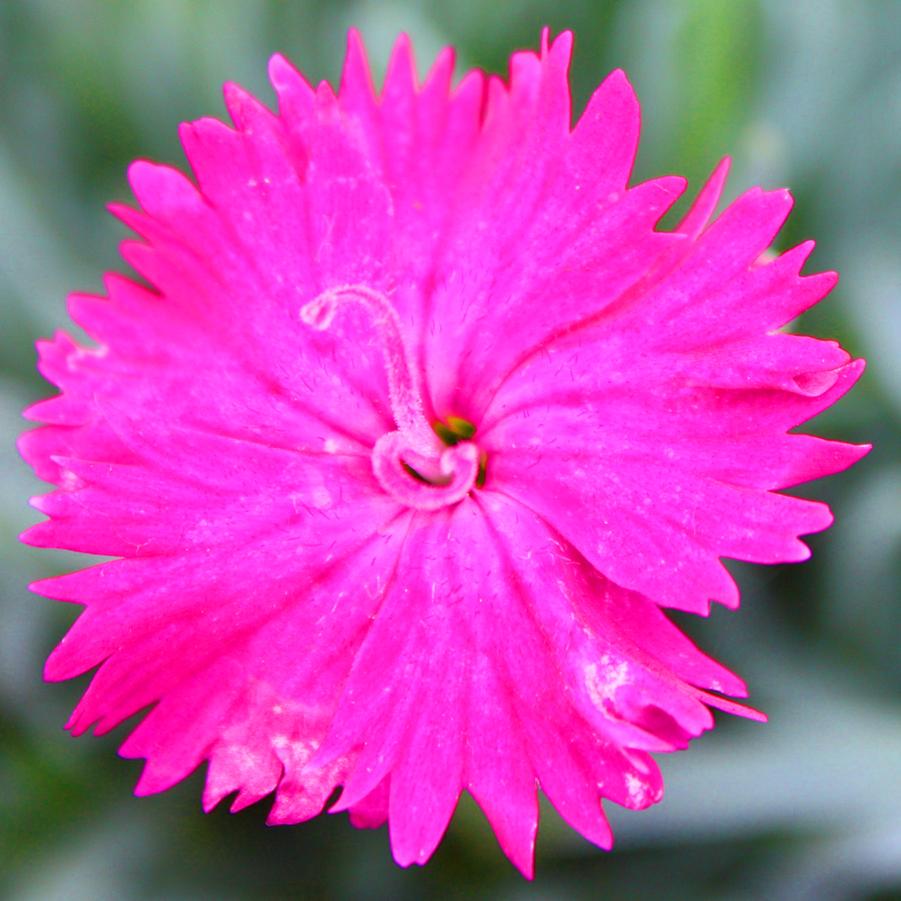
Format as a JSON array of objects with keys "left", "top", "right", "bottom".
[
  {"left": 585, "top": 656, "right": 632, "bottom": 707},
  {"left": 59, "top": 468, "right": 83, "bottom": 491},
  {"left": 311, "top": 485, "right": 331, "bottom": 510},
  {"left": 625, "top": 772, "right": 649, "bottom": 805}
]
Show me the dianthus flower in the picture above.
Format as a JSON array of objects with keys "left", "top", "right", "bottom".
[{"left": 20, "top": 30, "right": 867, "bottom": 876}]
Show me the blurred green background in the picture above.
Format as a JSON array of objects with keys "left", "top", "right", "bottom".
[{"left": 2, "top": 1, "right": 899, "bottom": 898}]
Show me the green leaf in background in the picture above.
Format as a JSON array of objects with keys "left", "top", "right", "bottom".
[{"left": 673, "top": 0, "right": 762, "bottom": 173}]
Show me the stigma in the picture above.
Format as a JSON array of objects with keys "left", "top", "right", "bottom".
[{"left": 300, "top": 285, "right": 483, "bottom": 510}]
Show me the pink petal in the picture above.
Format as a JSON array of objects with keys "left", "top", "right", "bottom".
[
  {"left": 308, "top": 494, "right": 745, "bottom": 871},
  {"left": 676, "top": 156, "right": 731, "bottom": 240},
  {"left": 477, "top": 184, "right": 866, "bottom": 612},
  {"left": 569, "top": 68, "right": 641, "bottom": 196}
]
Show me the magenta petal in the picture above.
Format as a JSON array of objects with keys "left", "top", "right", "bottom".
[
  {"left": 676, "top": 156, "right": 731, "bottom": 239},
  {"left": 570, "top": 68, "right": 640, "bottom": 196},
  {"left": 464, "top": 657, "right": 539, "bottom": 877},
  {"left": 491, "top": 442, "right": 834, "bottom": 611},
  {"left": 387, "top": 647, "right": 465, "bottom": 866},
  {"left": 480, "top": 184, "right": 866, "bottom": 613},
  {"left": 310, "top": 495, "right": 745, "bottom": 871},
  {"left": 347, "top": 779, "right": 390, "bottom": 830}
]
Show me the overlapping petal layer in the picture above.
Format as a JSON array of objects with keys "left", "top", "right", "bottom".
[{"left": 20, "top": 30, "right": 866, "bottom": 875}]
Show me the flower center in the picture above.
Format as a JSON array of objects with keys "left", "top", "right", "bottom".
[{"left": 300, "top": 284, "right": 483, "bottom": 510}]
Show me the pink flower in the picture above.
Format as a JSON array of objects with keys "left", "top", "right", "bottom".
[{"left": 19, "top": 30, "right": 868, "bottom": 876}]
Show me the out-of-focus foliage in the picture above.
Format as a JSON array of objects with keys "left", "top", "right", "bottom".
[{"left": 1, "top": 1, "right": 898, "bottom": 898}]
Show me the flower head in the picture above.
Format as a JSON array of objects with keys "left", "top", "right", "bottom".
[{"left": 20, "top": 30, "right": 867, "bottom": 876}]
